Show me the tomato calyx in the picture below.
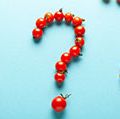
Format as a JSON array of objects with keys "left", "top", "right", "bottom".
[
  {"left": 79, "top": 53, "right": 83, "bottom": 56},
  {"left": 44, "top": 14, "right": 49, "bottom": 19},
  {"left": 76, "top": 37, "right": 81, "bottom": 42},
  {"left": 60, "top": 93, "right": 71, "bottom": 99},
  {"left": 57, "top": 70, "right": 68, "bottom": 74},
  {"left": 81, "top": 18, "right": 85, "bottom": 22},
  {"left": 59, "top": 8, "right": 63, "bottom": 13},
  {"left": 72, "top": 14, "right": 85, "bottom": 22}
]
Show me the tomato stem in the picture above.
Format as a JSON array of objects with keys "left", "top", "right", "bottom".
[
  {"left": 82, "top": 18, "right": 85, "bottom": 22},
  {"left": 65, "top": 94, "right": 71, "bottom": 99},
  {"left": 76, "top": 38, "right": 81, "bottom": 42},
  {"left": 60, "top": 93, "right": 64, "bottom": 97},
  {"left": 65, "top": 70, "right": 68, "bottom": 73},
  {"left": 59, "top": 8, "right": 63, "bottom": 12},
  {"left": 60, "top": 93, "right": 71, "bottom": 99},
  {"left": 72, "top": 14, "right": 75, "bottom": 17},
  {"left": 57, "top": 70, "right": 68, "bottom": 74},
  {"left": 79, "top": 53, "right": 83, "bottom": 56}
]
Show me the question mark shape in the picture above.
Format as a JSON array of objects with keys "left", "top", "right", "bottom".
[
  {"left": 32, "top": 8, "right": 86, "bottom": 112},
  {"left": 32, "top": 9, "right": 86, "bottom": 85}
]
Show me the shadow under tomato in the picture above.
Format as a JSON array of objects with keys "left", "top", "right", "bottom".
[
  {"left": 32, "top": 37, "right": 43, "bottom": 44},
  {"left": 55, "top": 80, "right": 65, "bottom": 89},
  {"left": 102, "top": 0, "right": 110, "bottom": 4},
  {"left": 51, "top": 109, "right": 66, "bottom": 119},
  {"left": 67, "top": 56, "right": 82, "bottom": 68}
]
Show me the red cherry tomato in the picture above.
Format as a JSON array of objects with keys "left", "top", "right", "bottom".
[
  {"left": 54, "top": 72, "right": 65, "bottom": 83},
  {"left": 44, "top": 12, "right": 54, "bottom": 24},
  {"left": 72, "top": 17, "right": 82, "bottom": 27},
  {"left": 69, "top": 45, "right": 81, "bottom": 57},
  {"left": 64, "top": 13, "right": 73, "bottom": 23},
  {"left": 61, "top": 52, "right": 72, "bottom": 64},
  {"left": 75, "top": 37, "right": 85, "bottom": 48},
  {"left": 74, "top": 26, "right": 85, "bottom": 36},
  {"left": 36, "top": 18, "right": 46, "bottom": 29},
  {"left": 51, "top": 96, "right": 66, "bottom": 112},
  {"left": 32, "top": 28, "right": 43, "bottom": 39},
  {"left": 55, "top": 61, "right": 67, "bottom": 71},
  {"left": 54, "top": 9, "right": 64, "bottom": 22}
]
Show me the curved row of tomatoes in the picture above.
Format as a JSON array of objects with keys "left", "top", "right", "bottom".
[
  {"left": 32, "top": 9, "right": 86, "bottom": 112},
  {"left": 55, "top": 36, "right": 84, "bottom": 84},
  {"left": 32, "top": 9, "right": 85, "bottom": 40}
]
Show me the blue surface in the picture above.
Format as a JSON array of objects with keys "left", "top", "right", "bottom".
[{"left": 0, "top": 0, "right": 120, "bottom": 119}]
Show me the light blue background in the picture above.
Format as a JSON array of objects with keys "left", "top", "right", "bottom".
[{"left": 0, "top": 0, "right": 120, "bottom": 119}]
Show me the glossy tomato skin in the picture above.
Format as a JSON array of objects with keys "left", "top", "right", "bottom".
[
  {"left": 64, "top": 13, "right": 73, "bottom": 23},
  {"left": 36, "top": 18, "right": 46, "bottom": 29},
  {"left": 54, "top": 10, "right": 64, "bottom": 22},
  {"left": 32, "top": 28, "right": 43, "bottom": 39},
  {"left": 74, "top": 26, "right": 85, "bottom": 36},
  {"left": 55, "top": 61, "right": 67, "bottom": 71},
  {"left": 61, "top": 52, "right": 72, "bottom": 64},
  {"left": 72, "top": 17, "right": 82, "bottom": 26},
  {"left": 54, "top": 72, "right": 65, "bottom": 83},
  {"left": 75, "top": 37, "right": 85, "bottom": 48},
  {"left": 69, "top": 45, "right": 81, "bottom": 57},
  {"left": 51, "top": 96, "right": 66, "bottom": 112},
  {"left": 44, "top": 12, "right": 54, "bottom": 24}
]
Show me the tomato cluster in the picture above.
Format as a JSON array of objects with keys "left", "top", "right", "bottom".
[
  {"left": 32, "top": 9, "right": 86, "bottom": 112},
  {"left": 32, "top": 9, "right": 85, "bottom": 41},
  {"left": 53, "top": 9, "right": 85, "bottom": 84}
]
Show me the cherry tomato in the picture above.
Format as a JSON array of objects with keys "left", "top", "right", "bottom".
[
  {"left": 75, "top": 37, "right": 85, "bottom": 47},
  {"left": 55, "top": 61, "right": 67, "bottom": 71},
  {"left": 69, "top": 45, "right": 81, "bottom": 57},
  {"left": 32, "top": 28, "right": 43, "bottom": 39},
  {"left": 54, "top": 72, "right": 65, "bottom": 83},
  {"left": 54, "top": 9, "right": 64, "bottom": 22},
  {"left": 44, "top": 12, "right": 54, "bottom": 24},
  {"left": 61, "top": 52, "right": 72, "bottom": 64},
  {"left": 51, "top": 95, "right": 66, "bottom": 112},
  {"left": 36, "top": 18, "right": 46, "bottom": 29},
  {"left": 64, "top": 12, "right": 73, "bottom": 23},
  {"left": 74, "top": 26, "right": 85, "bottom": 36},
  {"left": 72, "top": 17, "right": 82, "bottom": 27}
]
